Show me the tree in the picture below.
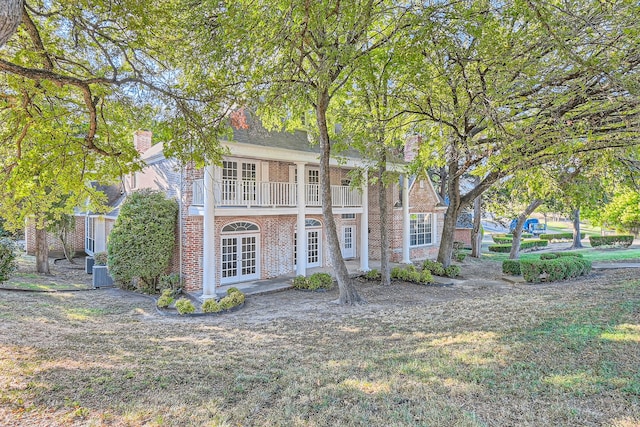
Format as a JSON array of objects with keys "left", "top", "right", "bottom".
[
  {"left": 196, "top": 0, "right": 416, "bottom": 304},
  {"left": 597, "top": 189, "right": 640, "bottom": 236},
  {"left": 0, "top": 0, "right": 22, "bottom": 47},
  {"left": 0, "top": 1, "right": 230, "bottom": 271},
  {"left": 401, "top": 0, "right": 640, "bottom": 266}
]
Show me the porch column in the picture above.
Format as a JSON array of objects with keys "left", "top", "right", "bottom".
[
  {"left": 401, "top": 173, "right": 411, "bottom": 264},
  {"left": 295, "top": 162, "right": 307, "bottom": 276},
  {"left": 202, "top": 164, "right": 217, "bottom": 299},
  {"left": 360, "top": 170, "right": 369, "bottom": 272}
]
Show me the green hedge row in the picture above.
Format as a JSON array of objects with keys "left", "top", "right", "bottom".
[
  {"left": 520, "top": 257, "right": 592, "bottom": 283},
  {"left": 488, "top": 239, "right": 548, "bottom": 253},
  {"left": 589, "top": 235, "right": 634, "bottom": 248},
  {"left": 539, "top": 232, "right": 585, "bottom": 241},
  {"left": 502, "top": 252, "right": 584, "bottom": 276}
]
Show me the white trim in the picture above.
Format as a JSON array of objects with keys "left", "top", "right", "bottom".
[{"left": 341, "top": 225, "right": 356, "bottom": 259}]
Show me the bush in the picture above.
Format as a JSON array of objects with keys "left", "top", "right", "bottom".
[
  {"left": 488, "top": 240, "right": 548, "bottom": 253},
  {"left": 589, "top": 235, "right": 634, "bottom": 248},
  {"left": 540, "top": 253, "right": 559, "bottom": 260},
  {"left": 364, "top": 269, "right": 381, "bottom": 280},
  {"left": 520, "top": 257, "right": 592, "bottom": 283},
  {"left": 219, "top": 289, "right": 245, "bottom": 310},
  {"left": 157, "top": 289, "right": 175, "bottom": 308},
  {"left": 202, "top": 298, "right": 222, "bottom": 313},
  {"left": 492, "top": 236, "right": 514, "bottom": 244},
  {"left": 292, "top": 273, "right": 333, "bottom": 290},
  {"left": 391, "top": 265, "right": 433, "bottom": 285},
  {"left": 502, "top": 260, "right": 521, "bottom": 275},
  {"left": 0, "top": 237, "right": 17, "bottom": 282},
  {"left": 93, "top": 251, "right": 108, "bottom": 266},
  {"left": 175, "top": 298, "right": 195, "bottom": 315},
  {"left": 539, "top": 232, "right": 585, "bottom": 241},
  {"left": 159, "top": 273, "right": 182, "bottom": 291},
  {"left": 422, "top": 259, "right": 445, "bottom": 276},
  {"left": 444, "top": 265, "right": 460, "bottom": 278},
  {"left": 541, "top": 252, "right": 583, "bottom": 260},
  {"left": 108, "top": 190, "right": 178, "bottom": 292}
]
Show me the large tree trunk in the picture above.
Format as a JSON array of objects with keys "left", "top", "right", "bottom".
[
  {"left": 0, "top": 0, "right": 22, "bottom": 47},
  {"left": 470, "top": 177, "right": 482, "bottom": 258},
  {"left": 509, "top": 199, "right": 543, "bottom": 259},
  {"left": 35, "top": 226, "right": 50, "bottom": 274},
  {"left": 378, "top": 153, "right": 390, "bottom": 286},
  {"left": 437, "top": 204, "right": 459, "bottom": 268},
  {"left": 316, "top": 91, "right": 362, "bottom": 305},
  {"left": 437, "top": 166, "right": 447, "bottom": 200},
  {"left": 571, "top": 208, "right": 583, "bottom": 249}
]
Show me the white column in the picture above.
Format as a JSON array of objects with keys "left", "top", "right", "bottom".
[
  {"left": 360, "top": 170, "right": 369, "bottom": 272},
  {"left": 401, "top": 173, "right": 411, "bottom": 264},
  {"left": 202, "top": 164, "right": 217, "bottom": 299},
  {"left": 295, "top": 162, "right": 307, "bottom": 276}
]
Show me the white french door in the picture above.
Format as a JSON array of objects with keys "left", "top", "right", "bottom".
[
  {"left": 341, "top": 225, "right": 356, "bottom": 259},
  {"left": 221, "top": 234, "right": 259, "bottom": 284},
  {"left": 294, "top": 229, "right": 322, "bottom": 268}
]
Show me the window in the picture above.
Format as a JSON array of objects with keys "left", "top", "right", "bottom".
[
  {"left": 222, "top": 221, "right": 259, "bottom": 233},
  {"left": 342, "top": 213, "right": 355, "bottom": 219},
  {"left": 409, "top": 213, "right": 433, "bottom": 247}
]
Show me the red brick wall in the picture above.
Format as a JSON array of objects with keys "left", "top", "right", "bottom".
[{"left": 25, "top": 216, "right": 86, "bottom": 256}]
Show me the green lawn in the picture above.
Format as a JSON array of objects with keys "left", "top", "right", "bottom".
[{"left": 484, "top": 247, "right": 640, "bottom": 263}]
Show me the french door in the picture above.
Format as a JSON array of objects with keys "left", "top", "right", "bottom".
[
  {"left": 294, "top": 229, "right": 322, "bottom": 268},
  {"left": 221, "top": 234, "right": 259, "bottom": 283},
  {"left": 341, "top": 225, "right": 355, "bottom": 259}
]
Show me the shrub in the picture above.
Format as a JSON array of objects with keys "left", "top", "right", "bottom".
[
  {"left": 589, "top": 235, "right": 634, "bottom": 248},
  {"left": 502, "top": 259, "right": 521, "bottom": 275},
  {"left": 391, "top": 265, "right": 433, "bottom": 285},
  {"left": 108, "top": 189, "right": 178, "bottom": 292},
  {"left": 539, "top": 232, "right": 585, "bottom": 241},
  {"left": 540, "top": 253, "right": 559, "bottom": 260},
  {"left": 444, "top": 265, "right": 460, "bottom": 278},
  {"left": 157, "top": 289, "right": 175, "bottom": 308},
  {"left": 93, "top": 251, "right": 108, "bottom": 266},
  {"left": 219, "top": 290, "right": 245, "bottom": 310},
  {"left": 455, "top": 252, "right": 467, "bottom": 262},
  {"left": 422, "top": 259, "right": 445, "bottom": 276},
  {"left": 292, "top": 273, "right": 333, "bottom": 290},
  {"left": 202, "top": 298, "right": 222, "bottom": 313},
  {"left": 453, "top": 241, "right": 466, "bottom": 250},
  {"left": 364, "top": 269, "right": 381, "bottom": 280},
  {"left": 308, "top": 272, "right": 333, "bottom": 290},
  {"left": 0, "top": 237, "right": 17, "bottom": 282},
  {"left": 542, "top": 252, "right": 583, "bottom": 259},
  {"left": 488, "top": 240, "right": 548, "bottom": 253},
  {"left": 159, "top": 273, "right": 182, "bottom": 291},
  {"left": 175, "top": 298, "right": 195, "bottom": 315},
  {"left": 492, "top": 236, "right": 514, "bottom": 244},
  {"left": 520, "top": 257, "right": 592, "bottom": 283}
]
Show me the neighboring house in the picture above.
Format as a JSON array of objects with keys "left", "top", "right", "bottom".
[{"left": 27, "top": 117, "right": 448, "bottom": 297}]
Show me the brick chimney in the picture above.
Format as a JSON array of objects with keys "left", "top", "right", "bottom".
[{"left": 133, "top": 130, "right": 152, "bottom": 154}]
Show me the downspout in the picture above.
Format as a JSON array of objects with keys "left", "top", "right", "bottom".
[{"left": 179, "top": 163, "right": 183, "bottom": 282}]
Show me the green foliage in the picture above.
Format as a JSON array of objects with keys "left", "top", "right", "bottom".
[
  {"left": 219, "top": 290, "right": 245, "bottom": 310},
  {"left": 493, "top": 236, "right": 514, "bottom": 244},
  {"left": 540, "top": 253, "right": 559, "bottom": 260},
  {"left": 157, "top": 289, "right": 175, "bottom": 308},
  {"left": 539, "top": 233, "right": 585, "bottom": 241},
  {"left": 364, "top": 269, "right": 381, "bottom": 281},
  {"left": 589, "top": 235, "right": 634, "bottom": 248},
  {"left": 0, "top": 237, "right": 17, "bottom": 282},
  {"left": 502, "top": 260, "right": 521, "bottom": 276},
  {"left": 422, "top": 260, "right": 445, "bottom": 276},
  {"left": 488, "top": 240, "right": 548, "bottom": 253},
  {"left": 108, "top": 190, "right": 178, "bottom": 292},
  {"left": 93, "top": 252, "right": 108, "bottom": 266},
  {"left": 596, "top": 189, "right": 640, "bottom": 234},
  {"left": 455, "top": 252, "right": 467, "bottom": 262},
  {"left": 202, "top": 298, "right": 222, "bottom": 313},
  {"left": 520, "top": 258, "right": 592, "bottom": 283},
  {"left": 391, "top": 265, "right": 433, "bottom": 285},
  {"left": 292, "top": 273, "right": 334, "bottom": 291},
  {"left": 175, "top": 298, "right": 195, "bottom": 315},
  {"left": 159, "top": 273, "right": 182, "bottom": 291},
  {"left": 444, "top": 265, "right": 461, "bottom": 278}
]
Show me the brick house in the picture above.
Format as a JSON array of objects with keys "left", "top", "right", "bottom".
[{"left": 32, "top": 119, "right": 447, "bottom": 296}]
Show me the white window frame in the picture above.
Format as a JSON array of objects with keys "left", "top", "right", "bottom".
[
  {"left": 85, "top": 216, "right": 95, "bottom": 255},
  {"left": 409, "top": 213, "right": 433, "bottom": 247}
]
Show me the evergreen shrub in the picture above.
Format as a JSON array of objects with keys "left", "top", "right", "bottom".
[
  {"left": 589, "top": 235, "right": 634, "bottom": 248},
  {"left": 0, "top": 237, "right": 17, "bottom": 282},
  {"left": 108, "top": 190, "right": 178, "bottom": 292}
]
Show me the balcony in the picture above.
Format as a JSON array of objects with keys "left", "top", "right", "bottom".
[{"left": 191, "top": 179, "right": 362, "bottom": 208}]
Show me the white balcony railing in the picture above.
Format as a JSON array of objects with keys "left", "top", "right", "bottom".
[{"left": 191, "top": 179, "right": 361, "bottom": 208}]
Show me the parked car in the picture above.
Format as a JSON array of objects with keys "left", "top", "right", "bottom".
[{"left": 509, "top": 218, "right": 546, "bottom": 236}]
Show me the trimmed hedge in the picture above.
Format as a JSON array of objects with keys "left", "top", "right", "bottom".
[
  {"left": 493, "top": 236, "right": 514, "bottom": 244},
  {"left": 502, "top": 259, "right": 521, "bottom": 275},
  {"left": 390, "top": 265, "right": 434, "bottom": 285},
  {"left": 589, "top": 235, "right": 634, "bottom": 248},
  {"left": 540, "top": 252, "right": 584, "bottom": 260},
  {"left": 539, "top": 232, "right": 585, "bottom": 241},
  {"left": 488, "top": 239, "right": 548, "bottom": 253},
  {"left": 520, "top": 257, "right": 592, "bottom": 283}
]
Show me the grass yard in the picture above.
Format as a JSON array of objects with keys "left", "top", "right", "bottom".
[{"left": 0, "top": 258, "right": 639, "bottom": 426}]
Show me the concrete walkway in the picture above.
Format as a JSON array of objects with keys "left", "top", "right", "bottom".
[{"left": 592, "top": 262, "right": 640, "bottom": 270}]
